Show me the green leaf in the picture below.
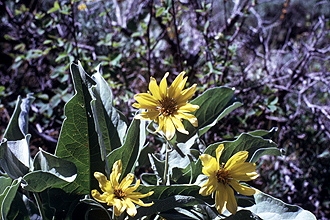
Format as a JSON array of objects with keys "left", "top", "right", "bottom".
[
  {"left": 224, "top": 210, "right": 261, "bottom": 220},
  {"left": 3, "top": 94, "right": 34, "bottom": 141},
  {"left": 204, "top": 133, "right": 280, "bottom": 164},
  {"left": 0, "top": 178, "right": 21, "bottom": 220},
  {"left": 247, "top": 127, "right": 278, "bottom": 140},
  {"left": 47, "top": 1, "right": 60, "bottom": 14},
  {"left": 107, "top": 117, "right": 146, "bottom": 180},
  {"left": 177, "top": 87, "right": 242, "bottom": 143},
  {"left": 243, "top": 191, "right": 316, "bottom": 220},
  {"left": 91, "top": 65, "right": 127, "bottom": 155},
  {"left": 0, "top": 137, "right": 31, "bottom": 179},
  {"left": 22, "top": 149, "right": 77, "bottom": 192},
  {"left": 126, "top": 195, "right": 208, "bottom": 220},
  {"left": 79, "top": 197, "right": 112, "bottom": 220},
  {"left": 156, "top": 7, "right": 165, "bottom": 17},
  {"left": 7, "top": 192, "right": 38, "bottom": 220},
  {"left": 55, "top": 62, "right": 106, "bottom": 195},
  {"left": 137, "top": 184, "right": 203, "bottom": 201}
]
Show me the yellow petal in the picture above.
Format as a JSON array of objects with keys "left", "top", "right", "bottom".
[
  {"left": 216, "top": 144, "right": 224, "bottom": 164},
  {"left": 199, "top": 176, "right": 218, "bottom": 196},
  {"left": 200, "top": 154, "right": 219, "bottom": 176},
  {"left": 177, "top": 103, "right": 199, "bottom": 112},
  {"left": 176, "top": 84, "right": 197, "bottom": 104},
  {"left": 91, "top": 190, "right": 109, "bottom": 204},
  {"left": 125, "top": 179, "right": 140, "bottom": 194},
  {"left": 225, "top": 151, "right": 249, "bottom": 171},
  {"left": 154, "top": 114, "right": 165, "bottom": 133},
  {"left": 128, "top": 191, "right": 154, "bottom": 199},
  {"left": 113, "top": 199, "right": 124, "bottom": 216},
  {"left": 168, "top": 72, "right": 187, "bottom": 99},
  {"left": 230, "top": 180, "right": 258, "bottom": 196},
  {"left": 149, "top": 77, "right": 162, "bottom": 101},
  {"left": 215, "top": 183, "right": 227, "bottom": 214},
  {"left": 225, "top": 184, "right": 237, "bottom": 214},
  {"left": 163, "top": 116, "right": 175, "bottom": 140},
  {"left": 171, "top": 115, "right": 189, "bottom": 135},
  {"left": 230, "top": 163, "right": 259, "bottom": 181},
  {"left": 110, "top": 160, "right": 122, "bottom": 188},
  {"left": 135, "top": 111, "right": 160, "bottom": 121},
  {"left": 119, "top": 173, "right": 134, "bottom": 191},
  {"left": 176, "top": 112, "right": 198, "bottom": 127},
  {"left": 134, "top": 93, "right": 159, "bottom": 109},
  {"left": 94, "top": 172, "right": 113, "bottom": 193},
  {"left": 130, "top": 197, "right": 154, "bottom": 207},
  {"left": 159, "top": 72, "right": 169, "bottom": 99},
  {"left": 124, "top": 198, "right": 137, "bottom": 217}
]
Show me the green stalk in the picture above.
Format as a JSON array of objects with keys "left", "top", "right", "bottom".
[
  {"left": 163, "top": 141, "right": 170, "bottom": 185},
  {"left": 33, "top": 192, "right": 46, "bottom": 220}
]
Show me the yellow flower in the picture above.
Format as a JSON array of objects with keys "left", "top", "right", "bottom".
[
  {"left": 77, "top": 3, "right": 87, "bottom": 10},
  {"left": 132, "top": 72, "right": 199, "bottom": 140},
  {"left": 91, "top": 160, "right": 154, "bottom": 217},
  {"left": 199, "top": 144, "right": 259, "bottom": 215}
]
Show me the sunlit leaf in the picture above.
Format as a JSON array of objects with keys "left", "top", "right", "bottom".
[
  {"left": 0, "top": 137, "right": 31, "bottom": 179},
  {"left": 0, "top": 178, "right": 21, "bottom": 220},
  {"left": 242, "top": 191, "right": 317, "bottom": 220},
  {"left": 107, "top": 117, "right": 146, "bottom": 180},
  {"left": 91, "top": 65, "right": 127, "bottom": 156},
  {"left": 3, "top": 94, "right": 34, "bottom": 141},
  {"left": 55, "top": 62, "right": 106, "bottom": 195},
  {"left": 22, "top": 149, "right": 77, "bottom": 192}
]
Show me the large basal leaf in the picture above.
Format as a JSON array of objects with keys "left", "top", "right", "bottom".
[
  {"left": 0, "top": 137, "right": 31, "bottom": 179},
  {"left": 55, "top": 62, "right": 106, "bottom": 195},
  {"left": 3, "top": 94, "right": 35, "bottom": 141},
  {"left": 22, "top": 149, "right": 77, "bottom": 192},
  {"left": 7, "top": 192, "right": 38, "bottom": 220},
  {"left": 241, "top": 191, "right": 316, "bottom": 220},
  {"left": 0, "top": 177, "right": 21, "bottom": 220},
  {"left": 191, "top": 133, "right": 282, "bottom": 182},
  {"left": 176, "top": 87, "right": 242, "bottom": 143},
  {"left": 107, "top": 117, "right": 146, "bottom": 180},
  {"left": 91, "top": 65, "right": 127, "bottom": 155}
]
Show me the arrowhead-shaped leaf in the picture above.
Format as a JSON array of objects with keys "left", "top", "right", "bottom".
[
  {"left": 3, "top": 94, "right": 35, "bottom": 141},
  {"left": 0, "top": 137, "right": 31, "bottom": 179},
  {"left": 22, "top": 149, "right": 77, "bottom": 192},
  {"left": 0, "top": 177, "right": 21, "bottom": 220},
  {"left": 242, "top": 191, "right": 316, "bottom": 220},
  {"left": 91, "top": 65, "right": 127, "bottom": 156},
  {"left": 55, "top": 62, "right": 106, "bottom": 195},
  {"left": 107, "top": 117, "right": 146, "bottom": 180}
]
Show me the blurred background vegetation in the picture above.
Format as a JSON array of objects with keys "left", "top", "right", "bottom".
[{"left": 0, "top": 0, "right": 329, "bottom": 219}]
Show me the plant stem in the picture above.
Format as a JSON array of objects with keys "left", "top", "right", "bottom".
[
  {"left": 33, "top": 192, "right": 46, "bottom": 220},
  {"left": 163, "top": 141, "right": 170, "bottom": 185}
]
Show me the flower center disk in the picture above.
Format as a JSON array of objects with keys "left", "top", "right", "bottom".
[
  {"left": 216, "top": 167, "right": 231, "bottom": 185},
  {"left": 158, "top": 97, "right": 178, "bottom": 116},
  {"left": 114, "top": 188, "right": 126, "bottom": 199}
]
